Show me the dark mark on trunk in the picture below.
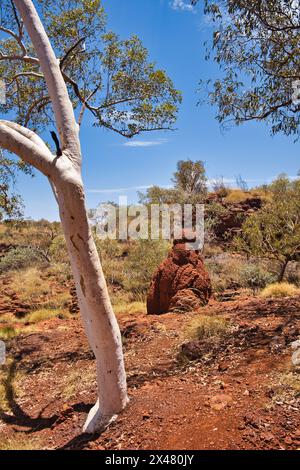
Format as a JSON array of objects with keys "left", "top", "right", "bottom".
[
  {"left": 80, "top": 275, "right": 86, "bottom": 297},
  {"left": 70, "top": 235, "right": 80, "bottom": 252}
]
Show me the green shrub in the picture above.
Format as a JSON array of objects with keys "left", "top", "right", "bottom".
[
  {"left": 239, "top": 264, "right": 275, "bottom": 294},
  {"left": 94, "top": 238, "right": 127, "bottom": 288},
  {"left": 49, "top": 235, "right": 69, "bottom": 264},
  {"left": 46, "top": 262, "right": 72, "bottom": 283},
  {"left": 286, "top": 268, "right": 300, "bottom": 287},
  {"left": 206, "top": 256, "right": 245, "bottom": 293},
  {"left": 0, "top": 247, "right": 41, "bottom": 274},
  {"left": 95, "top": 238, "right": 124, "bottom": 260},
  {"left": 123, "top": 239, "right": 170, "bottom": 298}
]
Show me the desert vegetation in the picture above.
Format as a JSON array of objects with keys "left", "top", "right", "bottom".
[
  {"left": 0, "top": 0, "right": 300, "bottom": 453},
  {"left": 1, "top": 161, "right": 300, "bottom": 450}
]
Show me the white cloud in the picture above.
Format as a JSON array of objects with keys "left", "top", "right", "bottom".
[
  {"left": 170, "top": 0, "right": 194, "bottom": 12},
  {"left": 123, "top": 139, "right": 168, "bottom": 148},
  {"left": 87, "top": 185, "right": 152, "bottom": 194}
]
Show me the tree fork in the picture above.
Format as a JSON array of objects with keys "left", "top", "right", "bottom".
[{"left": 9, "top": 0, "right": 129, "bottom": 433}]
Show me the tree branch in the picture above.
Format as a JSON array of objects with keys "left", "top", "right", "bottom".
[
  {"left": 7, "top": 71, "right": 44, "bottom": 86},
  {"left": 13, "top": 0, "right": 81, "bottom": 166},
  {"left": 24, "top": 95, "right": 51, "bottom": 126},
  {"left": 0, "top": 51, "right": 39, "bottom": 64},
  {"left": 0, "top": 120, "right": 54, "bottom": 175},
  {"left": 60, "top": 37, "right": 86, "bottom": 71}
]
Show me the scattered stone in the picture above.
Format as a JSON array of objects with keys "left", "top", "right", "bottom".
[
  {"left": 291, "top": 339, "right": 300, "bottom": 350},
  {"left": 218, "top": 362, "right": 229, "bottom": 372},
  {"left": 260, "top": 432, "right": 275, "bottom": 442},
  {"left": 292, "top": 349, "right": 300, "bottom": 366},
  {"left": 212, "top": 197, "right": 262, "bottom": 240},
  {"left": 180, "top": 340, "right": 204, "bottom": 361},
  {"left": 269, "top": 335, "right": 286, "bottom": 353},
  {"left": 244, "top": 413, "right": 261, "bottom": 429},
  {"left": 69, "top": 284, "right": 79, "bottom": 314},
  {"left": 209, "top": 394, "right": 232, "bottom": 411},
  {"left": 284, "top": 436, "right": 293, "bottom": 445},
  {"left": 142, "top": 413, "right": 151, "bottom": 420},
  {"left": 291, "top": 338, "right": 300, "bottom": 366}
]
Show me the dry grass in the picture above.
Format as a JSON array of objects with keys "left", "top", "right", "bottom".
[
  {"left": 10, "top": 267, "right": 51, "bottom": 307},
  {"left": 282, "top": 371, "right": 300, "bottom": 396},
  {"left": 270, "top": 366, "right": 300, "bottom": 406},
  {"left": 185, "top": 315, "right": 230, "bottom": 341},
  {"left": 206, "top": 255, "right": 246, "bottom": 294},
  {"left": 112, "top": 299, "right": 146, "bottom": 315},
  {"left": 25, "top": 308, "right": 70, "bottom": 324},
  {"left": 0, "top": 434, "right": 43, "bottom": 450},
  {"left": 62, "top": 365, "right": 96, "bottom": 400},
  {"left": 225, "top": 189, "right": 250, "bottom": 203},
  {"left": 223, "top": 187, "right": 272, "bottom": 203},
  {"left": 9, "top": 266, "right": 71, "bottom": 312},
  {"left": 260, "top": 282, "right": 300, "bottom": 298},
  {"left": 250, "top": 188, "right": 272, "bottom": 202},
  {"left": 0, "top": 326, "right": 19, "bottom": 340},
  {"left": 0, "top": 308, "right": 70, "bottom": 328},
  {"left": 0, "top": 359, "right": 24, "bottom": 413}
]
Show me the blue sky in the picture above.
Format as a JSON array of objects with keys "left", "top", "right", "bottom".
[{"left": 15, "top": 0, "right": 300, "bottom": 220}]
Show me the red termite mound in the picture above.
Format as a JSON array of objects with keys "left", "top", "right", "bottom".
[{"left": 147, "top": 236, "right": 212, "bottom": 314}]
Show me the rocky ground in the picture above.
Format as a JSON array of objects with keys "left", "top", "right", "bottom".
[{"left": 0, "top": 293, "right": 299, "bottom": 450}]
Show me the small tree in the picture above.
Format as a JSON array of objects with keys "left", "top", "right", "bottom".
[
  {"left": 0, "top": 0, "right": 180, "bottom": 433},
  {"left": 1, "top": 219, "right": 61, "bottom": 263},
  {"left": 172, "top": 159, "right": 207, "bottom": 202},
  {"left": 239, "top": 264, "right": 274, "bottom": 295},
  {"left": 138, "top": 185, "right": 178, "bottom": 205},
  {"left": 139, "top": 159, "right": 207, "bottom": 205},
  {"left": 0, "top": 149, "right": 31, "bottom": 219},
  {"left": 194, "top": 0, "right": 300, "bottom": 138},
  {"left": 234, "top": 176, "right": 300, "bottom": 282}
]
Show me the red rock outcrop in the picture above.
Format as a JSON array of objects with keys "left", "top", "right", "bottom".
[
  {"left": 210, "top": 197, "right": 263, "bottom": 240},
  {"left": 147, "top": 237, "right": 212, "bottom": 314}
]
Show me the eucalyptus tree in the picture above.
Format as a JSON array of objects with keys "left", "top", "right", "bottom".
[
  {"left": 193, "top": 0, "right": 300, "bottom": 137},
  {"left": 234, "top": 175, "right": 300, "bottom": 282},
  {"left": 172, "top": 160, "right": 207, "bottom": 202},
  {"left": 0, "top": 150, "right": 29, "bottom": 219},
  {"left": 0, "top": 0, "right": 181, "bottom": 433},
  {"left": 139, "top": 159, "right": 207, "bottom": 205}
]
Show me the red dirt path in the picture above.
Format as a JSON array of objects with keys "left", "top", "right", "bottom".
[{"left": 0, "top": 295, "right": 299, "bottom": 450}]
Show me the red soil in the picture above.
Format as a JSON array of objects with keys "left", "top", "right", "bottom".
[{"left": 0, "top": 294, "right": 299, "bottom": 450}]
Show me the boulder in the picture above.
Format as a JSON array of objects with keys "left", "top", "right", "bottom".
[
  {"left": 212, "top": 197, "right": 263, "bottom": 240},
  {"left": 291, "top": 338, "right": 300, "bottom": 366},
  {"left": 147, "top": 236, "right": 212, "bottom": 314}
]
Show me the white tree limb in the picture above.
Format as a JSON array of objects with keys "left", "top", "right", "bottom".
[
  {"left": 0, "top": 51, "right": 39, "bottom": 64},
  {"left": 13, "top": 0, "right": 81, "bottom": 167},
  {"left": 2, "top": 1, "right": 129, "bottom": 433},
  {"left": 0, "top": 120, "right": 54, "bottom": 175},
  {"left": 0, "top": 25, "right": 27, "bottom": 56}
]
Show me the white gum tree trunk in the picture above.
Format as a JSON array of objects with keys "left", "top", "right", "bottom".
[
  {"left": 54, "top": 175, "right": 128, "bottom": 433},
  {"left": 0, "top": 0, "right": 128, "bottom": 433}
]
